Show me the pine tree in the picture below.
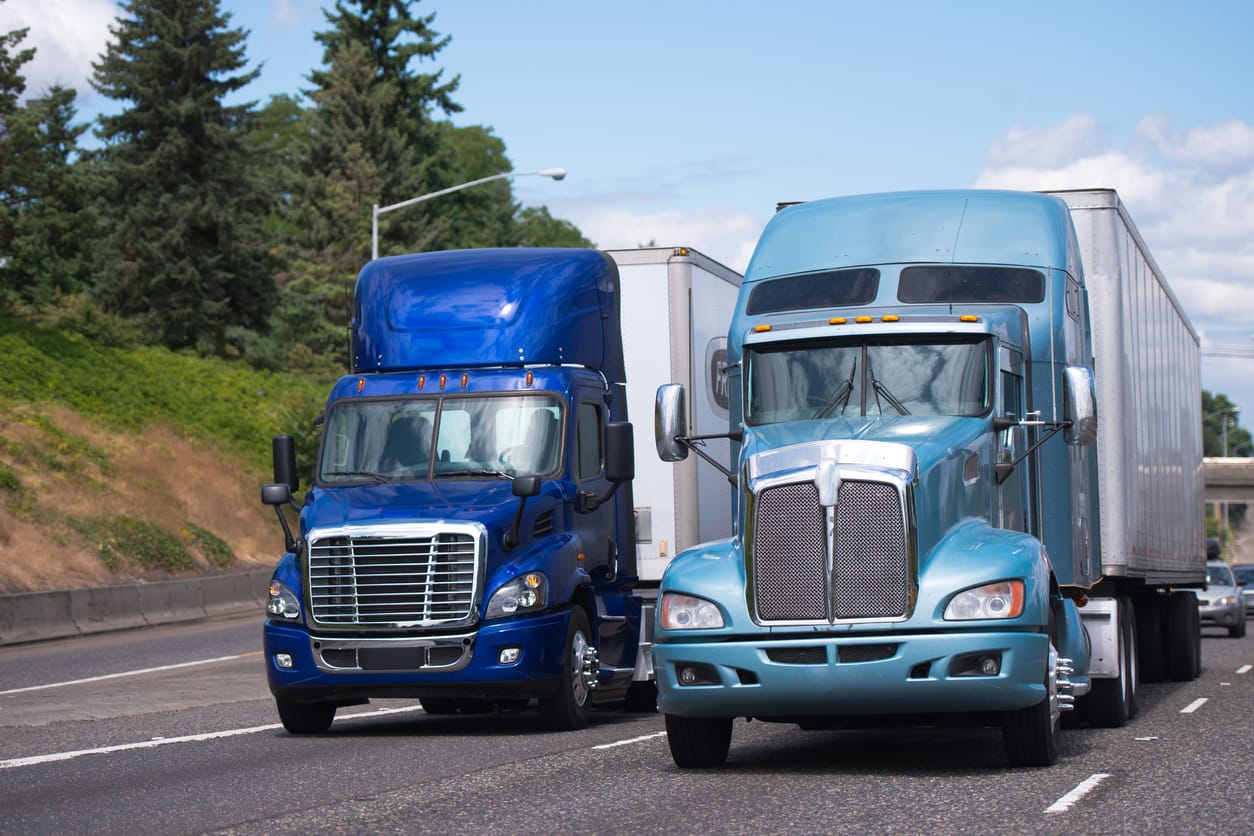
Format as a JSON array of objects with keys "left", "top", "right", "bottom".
[
  {"left": 90, "top": 0, "right": 275, "bottom": 353},
  {"left": 0, "top": 23, "right": 97, "bottom": 309}
]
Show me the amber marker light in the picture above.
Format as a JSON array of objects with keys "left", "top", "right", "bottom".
[
  {"left": 460, "top": 373, "right": 469, "bottom": 389},
  {"left": 855, "top": 316, "right": 873, "bottom": 323},
  {"left": 830, "top": 317, "right": 847, "bottom": 325},
  {"left": 960, "top": 315, "right": 980, "bottom": 322},
  {"left": 754, "top": 324, "right": 772, "bottom": 332},
  {"left": 525, "top": 370, "right": 534, "bottom": 386},
  {"left": 357, "top": 378, "right": 365, "bottom": 393},
  {"left": 439, "top": 373, "right": 448, "bottom": 389},
  {"left": 883, "top": 315, "right": 900, "bottom": 322},
  {"left": 418, "top": 374, "right": 426, "bottom": 390}
]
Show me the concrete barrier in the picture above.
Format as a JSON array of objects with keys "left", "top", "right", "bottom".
[
  {"left": 0, "top": 567, "right": 274, "bottom": 646},
  {"left": 0, "top": 590, "right": 78, "bottom": 645}
]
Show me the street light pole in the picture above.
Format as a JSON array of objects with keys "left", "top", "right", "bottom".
[
  {"left": 371, "top": 167, "right": 567, "bottom": 260},
  {"left": 1204, "top": 406, "right": 1242, "bottom": 535}
]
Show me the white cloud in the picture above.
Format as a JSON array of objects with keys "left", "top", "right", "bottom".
[
  {"left": 0, "top": 0, "right": 119, "bottom": 99},
  {"left": 569, "top": 206, "right": 763, "bottom": 275},
  {"left": 982, "top": 114, "right": 1109, "bottom": 169},
  {"left": 976, "top": 113, "right": 1254, "bottom": 418}
]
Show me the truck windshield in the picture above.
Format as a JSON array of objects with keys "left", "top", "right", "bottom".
[
  {"left": 318, "top": 394, "right": 564, "bottom": 484},
  {"left": 746, "top": 335, "right": 990, "bottom": 425}
]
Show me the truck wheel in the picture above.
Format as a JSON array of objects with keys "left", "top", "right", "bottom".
[
  {"left": 665, "top": 713, "right": 733, "bottom": 768},
  {"left": 1002, "top": 633, "right": 1061, "bottom": 767},
  {"left": 1166, "top": 590, "right": 1200, "bottom": 681},
  {"left": 276, "top": 700, "right": 336, "bottom": 734},
  {"left": 539, "top": 606, "right": 596, "bottom": 731},
  {"left": 1088, "top": 596, "right": 1138, "bottom": 727},
  {"left": 1134, "top": 592, "right": 1167, "bottom": 682}
]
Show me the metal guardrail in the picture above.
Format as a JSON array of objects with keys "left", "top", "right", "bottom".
[{"left": 0, "top": 568, "right": 271, "bottom": 646}]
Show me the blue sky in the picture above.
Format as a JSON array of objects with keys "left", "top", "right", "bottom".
[{"left": 7, "top": 0, "right": 1254, "bottom": 423}]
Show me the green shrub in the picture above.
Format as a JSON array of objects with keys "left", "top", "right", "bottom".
[
  {"left": 69, "top": 515, "right": 194, "bottom": 572},
  {"left": 186, "top": 522, "right": 235, "bottom": 567}
]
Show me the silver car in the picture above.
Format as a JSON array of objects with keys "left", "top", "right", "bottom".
[
  {"left": 1199, "top": 560, "right": 1247, "bottom": 638},
  {"left": 1232, "top": 564, "right": 1254, "bottom": 617}
]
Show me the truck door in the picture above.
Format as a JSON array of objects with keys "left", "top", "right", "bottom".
[
  {"left": 571, "top": 386, "right": 633, "bottom": 668},
  {"left": 998, "top": 346, "right": 1032, "bottom": 534},
  {"left": 572, "top": 389, "right": 617, "bottom": 585}
]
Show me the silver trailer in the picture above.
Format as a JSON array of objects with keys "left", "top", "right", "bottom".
[
  {"left": 1048, "top": 189, "right": 1205, "bottom": 695},
  {"left": 609, "top": 247, "right": 742, "bottom": 582},
  {"left": 1049, "top": 189, "right": 1205, "bottom": 582}
]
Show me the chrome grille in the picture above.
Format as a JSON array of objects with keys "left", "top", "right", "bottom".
[
  {"left": 752, "top": 478, "right": 910, "bottom": 623},
  {"left": 754, "top": 482, "right": 826, "bottom": 620},
  {"left": 307, "top": 529, "right": 478, "bottom": 627},
  {"left": 833, "top": 481, "right": 909, "bottom": 618}
]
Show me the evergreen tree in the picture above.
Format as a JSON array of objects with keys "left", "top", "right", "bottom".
[
  {"left": 90, "top": 0, "right": 276, "bottom": 353},
  {"left": 0, "top": 21, "right": 96, "bottom": 309},
  {"left": 0, "top": 87, "right": 98, "bottom": 307},
  {"left": 275, "top": 41, "right": 417, "bottom": 361}
]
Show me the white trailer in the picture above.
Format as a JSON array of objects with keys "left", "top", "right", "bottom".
[
  {"left": 609, "top": 247, "right": 742, "bottom": 582},
  {"left": 1049, "top": 189, "right": 1205, "bottom": 582},
  {"left": 1048, "top": 188, "right": 1206, "bottom": 693}
]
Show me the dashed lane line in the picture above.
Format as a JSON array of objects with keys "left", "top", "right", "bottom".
[
  {"left": 1045, "top": 773, "right": 1112, "bottom": 814},
  {"left": 0, "top": 705, "right": 423, "bottom": 770},
  {"left": 0, "top": 652, "right": 263, "bottom": 696}
]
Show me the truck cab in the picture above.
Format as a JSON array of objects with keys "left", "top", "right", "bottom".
[{"left": 261, "top": 248, "right": 649, "bottom": 733}]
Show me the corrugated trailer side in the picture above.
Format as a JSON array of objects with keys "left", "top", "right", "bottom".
[{"left": 1050, "top": 189, "right": 1205, "bottom": 584}]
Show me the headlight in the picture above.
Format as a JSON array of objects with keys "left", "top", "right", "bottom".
[
  {"left": 660, "top": 592, "right": 724, "bottom": 630},
  {"left": 944, "top": 580, "right": 1024, "bottom": 620},
  {"left": 266, "top": 579, "right": 301, "bottom": 620},
  {"left": 1216, "top": 595, "right": 1238, "bottom": 607},
  {"left": 485, "top": 572, "right": 548, "bottom": 619}
]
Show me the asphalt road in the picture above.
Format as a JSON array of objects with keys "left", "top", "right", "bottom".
[{"left": 1, "top": 614, "right": 1251, "bottom": 835}]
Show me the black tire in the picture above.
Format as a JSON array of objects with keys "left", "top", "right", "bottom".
[
  {"left": 624, "top": 681, "right": 658, "bottom": 713},
  {"left": 1088, "top": 597, "right": 1138, "bottom": 727},
  {"left": 1230, "top": 617, "right": 1246, "bottom": 639},
  {"left": 538, "top": 606, "right": 596, "bottom": 731},
  {"left": 1166, "top": 590, "right": 1200, "bottom": 681},
  {"left": 1135, "top": 591, "right": 1167, "bottom": 682},
  {"left": 665, "top": 713, "right": 733, "bottom": 768},
  {"left": 1003, "top": 624, "right": 1061, "bottom": 767},
  {"left": 419, "top": 697, "right": 461, "bottom": 715},
  {"left": 276, "top": 699, "right": 336, "bottom": 734}
]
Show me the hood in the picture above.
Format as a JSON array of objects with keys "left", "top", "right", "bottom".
[
  {"left": 744, "top": 414, "right": 989, "bottom": 477},
  {"left": 303, "top": 479, "right": 521, "bottom": 533}
]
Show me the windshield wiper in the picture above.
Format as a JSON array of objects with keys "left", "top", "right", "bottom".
[
  {"left": 866, "top": 353, "right": 910, "bottom": 416},
  {"left": 441, "top": 468, "right": 513, "bottom": 480},
  {"left": 814, "top": 357, "right": 858, "bottom": 419},
  {"left": 323, "top": 470, "right": 395, "bottom": 484}
]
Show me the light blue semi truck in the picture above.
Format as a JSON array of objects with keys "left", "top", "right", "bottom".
[{"left": 652, "top": 189, "right": 1204, "bottom": 767}]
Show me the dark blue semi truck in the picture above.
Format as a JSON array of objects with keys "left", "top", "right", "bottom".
[{"left": 260, "top": 248, "right": 658, "bottom": 732}]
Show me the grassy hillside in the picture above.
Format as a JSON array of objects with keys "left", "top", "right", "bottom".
[{"left": 0, "top": 317, "right": 332, "bottom": 593}]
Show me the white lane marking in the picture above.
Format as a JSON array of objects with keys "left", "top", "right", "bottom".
[
  {"left": 0, "top": 652, "right": 262, "bottom": 696},
  {"left": 592, "top": 731, "right": 666, "bottom": 750},
  {"left": 1237, "top": 664, "right": 1252, "bottom": 675},
  {"left": 1180, "top": 698, "right": 1208, "bottom": 714},
  {"left": 0, "top": 705, "right": 423, "bottom": 770},
  {"left": 1045, "top": 773, "right": 1112, "bottom": 814}
]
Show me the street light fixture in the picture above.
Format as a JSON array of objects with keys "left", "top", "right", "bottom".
[{"left": 371, "top": 167, "right": 567, "bottom": 260}]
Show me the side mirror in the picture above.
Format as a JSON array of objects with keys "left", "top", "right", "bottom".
[
  {"left": 1063, "top": 365, "right": 1097, "bottom": 446},
  {"left": 655, "top": 383, "right": 689, "bottom": 462},
  {"left": 605, "top": 421, "right": 635, "bottom": 483},
  {"left": 261, "top": 483, "right": 291, "bottom": 506},
  {"left": 512, "top": 475, "right": 541, "bottom": 498},
  {"left": 272, "top": 434, "right": 300, "bottom": 492}
]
